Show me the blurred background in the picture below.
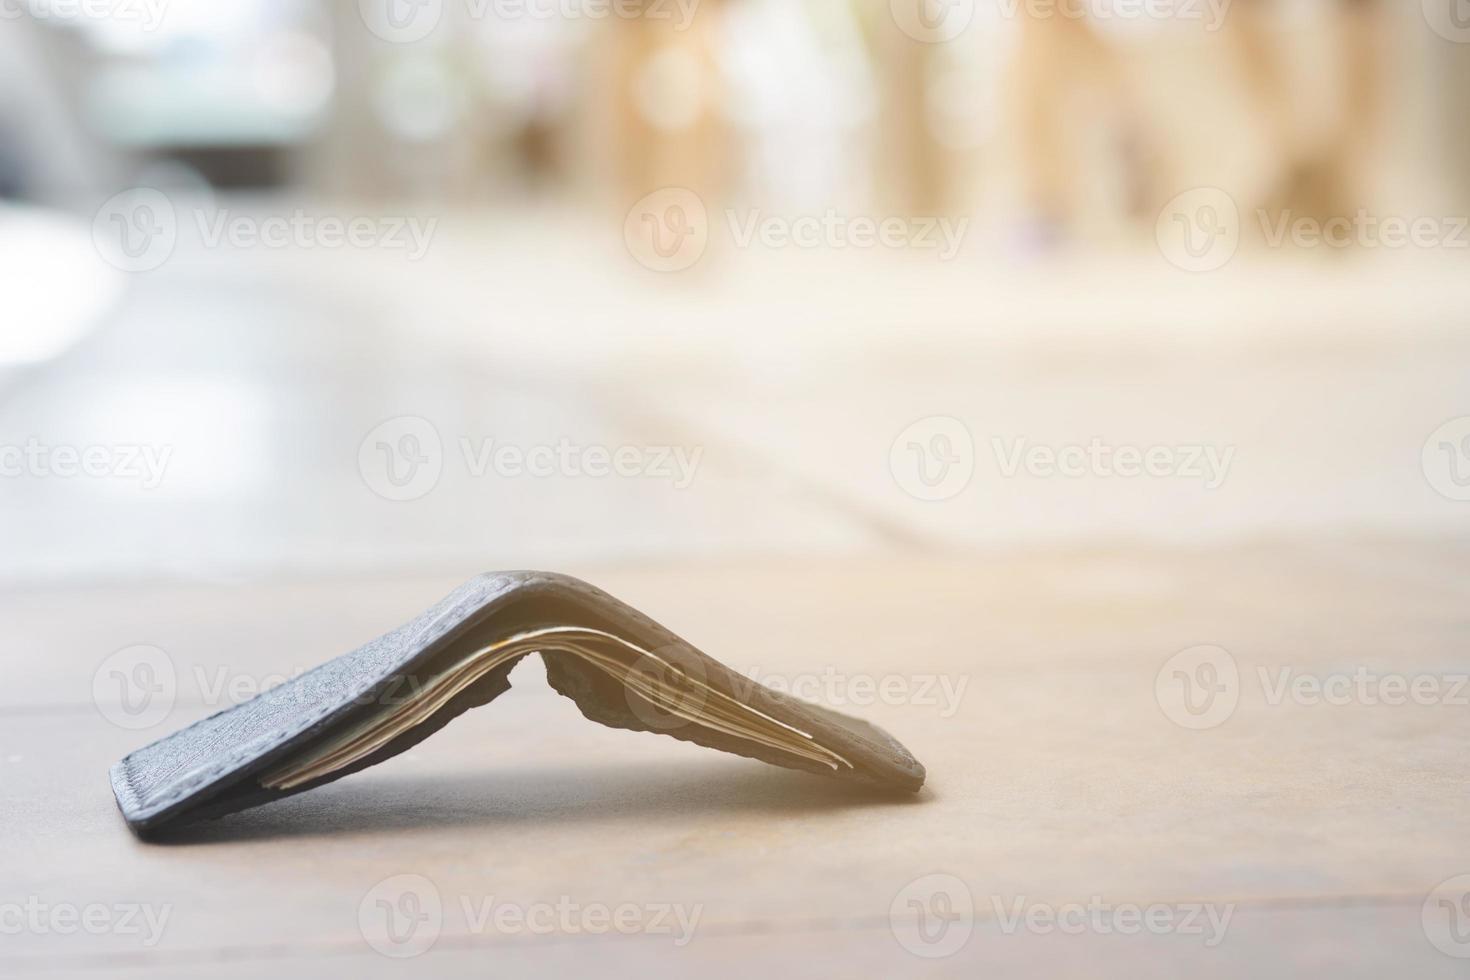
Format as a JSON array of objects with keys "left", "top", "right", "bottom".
[{"left": 3, "top": 0, "right": 1470, "bottom": 584}]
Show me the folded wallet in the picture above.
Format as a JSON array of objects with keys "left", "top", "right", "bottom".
[{"left": 110, "top": 572, "right": 926, "bottom": 837}]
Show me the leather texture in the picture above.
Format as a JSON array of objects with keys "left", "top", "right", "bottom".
[{"left": 110, "top": 572, "right": 927, "bottom": 837}]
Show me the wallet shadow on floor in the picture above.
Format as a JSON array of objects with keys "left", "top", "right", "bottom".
[{"left": 151, "top": 757, "right": 930, "bottom": 845}]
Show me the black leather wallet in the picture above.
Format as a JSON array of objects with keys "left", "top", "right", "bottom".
[{"left": 110, "top": 573, "right": 926, "bottom": 837}]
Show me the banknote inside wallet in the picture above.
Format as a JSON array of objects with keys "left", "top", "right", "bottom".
[{"left": 259, "top": 625, "right": 853, "bottom": 790}]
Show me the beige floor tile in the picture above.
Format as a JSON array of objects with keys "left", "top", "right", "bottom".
[{"left": 640, "top": 346, "right": 1470, "bottom": 549}]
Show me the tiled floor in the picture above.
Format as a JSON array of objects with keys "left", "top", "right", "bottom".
[
  {"left": 6, "top": 550, "right": 1470, "bottom": 976},
  {"left": 3, "top": 206, "right": 1470, "bottom": 975},
  {"left": 5, "top": 204, "right": 1469, "bottom": 581}
]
